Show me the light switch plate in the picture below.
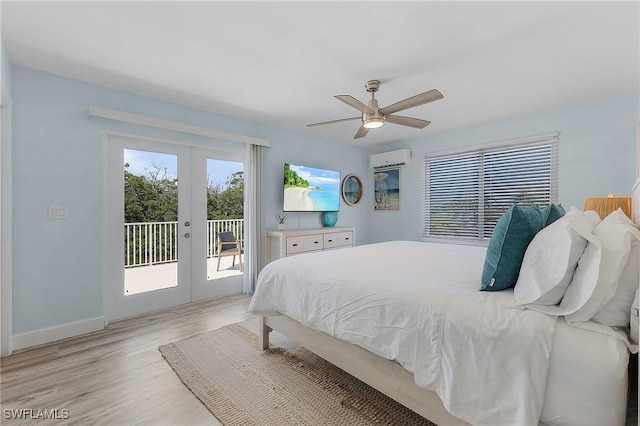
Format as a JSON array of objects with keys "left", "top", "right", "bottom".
[{"left": 49, "top": 205, "right": 69, "bottom": 220}]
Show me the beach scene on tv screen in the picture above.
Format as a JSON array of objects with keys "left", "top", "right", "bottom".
[{"left": 284, "top": 163, "right": 340, "bottom": 211}]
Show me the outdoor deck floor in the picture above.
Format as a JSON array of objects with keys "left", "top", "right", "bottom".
[{"left": 124, "top": 256, "right": 243, "bottom": 295}]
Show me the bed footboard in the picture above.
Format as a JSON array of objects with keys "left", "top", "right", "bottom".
[{"left": 259, "top": 314, "right": 469, "bottom": 426}]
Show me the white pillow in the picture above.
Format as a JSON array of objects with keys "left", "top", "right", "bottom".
[
  {"left": 513, "top": 207, "right": 597, "bottom": 306},
  {"left": 592, "top": 242, "right": 639, "bottom": 326},
  {"left": 631, "top": 289, "right": 639, "bottom": 345},
  {"left": 520, "top": 213, "right": 604, "bottom": 317},
  {"left": 567, "top": 209, "right": 640, "bottom": 323}
]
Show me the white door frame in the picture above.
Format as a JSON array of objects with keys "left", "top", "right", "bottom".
[
  {"left": 102, "top": 132, "right": 246, "bottom": 324},
  {"left": 104, "top": 134, "right": 192, "bottom": 322},
  {"left": 190, "top": 147, "right": 244, "bottom": 301},
  {"left": 1, "top": 88, "right": 13, "bottom": 356}
]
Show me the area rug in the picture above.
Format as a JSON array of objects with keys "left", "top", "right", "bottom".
[{"left": 158, "top": 321, "right": 435, "bottom": 426}]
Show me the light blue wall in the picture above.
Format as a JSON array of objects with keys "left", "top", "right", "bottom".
[
  {"left": 11, "top": 66, "right": 368, "bottom": 334},
  {"left": 366, "top": 93, "right": 639, "bottom": 243},
  {"left": 13, "top": 63, "right": 636, "bottom": 335}
]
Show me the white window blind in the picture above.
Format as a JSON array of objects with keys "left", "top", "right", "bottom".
[{"left": 422, "top": 134, "right": 559, "bottom": 241}]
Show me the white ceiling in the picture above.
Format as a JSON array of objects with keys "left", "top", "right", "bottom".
[{"left": 2, "top": 1, "right": 638, "bottom": 146}]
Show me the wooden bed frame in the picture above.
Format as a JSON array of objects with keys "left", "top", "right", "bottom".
[{"left": 259, "top": 315, "right": 470, "bottom": 426}]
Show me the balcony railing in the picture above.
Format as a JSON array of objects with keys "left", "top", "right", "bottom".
[{"left": 124, "top": 219, "right": 244, "bottom": 268}]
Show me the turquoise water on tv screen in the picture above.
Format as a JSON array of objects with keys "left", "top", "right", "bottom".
[{"left": 308, "top": 186, "right": 340, "bottom": 211}]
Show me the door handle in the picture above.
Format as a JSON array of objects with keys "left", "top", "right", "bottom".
[{"left": 184, "top": 233, "right": 191, "bottom": 238}]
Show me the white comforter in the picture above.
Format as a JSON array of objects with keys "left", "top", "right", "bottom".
[{"left": 249, "top": 241, "right": 558, "bottom": 426}]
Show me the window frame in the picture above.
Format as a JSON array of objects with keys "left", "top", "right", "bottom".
[{"left": 422, "top": 133, "right": 559, "bottom": 245}]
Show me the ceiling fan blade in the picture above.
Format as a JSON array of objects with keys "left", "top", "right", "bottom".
[
  {"left": 306, "top": 116, "right": 361, "bottom": 127},
  {"left": 335, "top": 95, "right": 374, "bottom": 114},
  {"left": 384, "top": 115, "right": 431, "bottom": 129},
  {"left": 379, "top": 89, "right": 443, "bottom": 115},
  {"left": 354, "top": 125, "right": 369, "bottom": 139}
]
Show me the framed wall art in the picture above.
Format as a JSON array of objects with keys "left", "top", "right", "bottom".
[{"left": 373, "top": 168, "right": 400, "bottom": 211}]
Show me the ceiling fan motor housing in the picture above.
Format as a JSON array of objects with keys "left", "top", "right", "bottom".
[
  {"left": 365, "top": 98, "right": 381, "bottom": 117},
  {"left": 363, "top": 97, "right": 384, "bottom": 128}
]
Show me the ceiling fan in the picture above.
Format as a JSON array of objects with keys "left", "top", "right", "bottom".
[{"left": 307, "top": 80, "right": 443, "bottom": 139}]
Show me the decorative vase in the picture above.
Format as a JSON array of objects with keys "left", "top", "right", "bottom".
[
  {"left": 321, "top": 211, "right": 338, "bottom": 227},
  {"left": 277, "top": 223, "right": 286, "bottom": 231}
]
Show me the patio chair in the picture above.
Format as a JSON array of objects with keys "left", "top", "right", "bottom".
[{"left": 216, "top": 231, "right": 243, "bottom": 272}]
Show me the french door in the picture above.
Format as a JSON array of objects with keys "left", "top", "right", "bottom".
[{"left": 104, "top": 135, "right": 244, "bottom": 322}]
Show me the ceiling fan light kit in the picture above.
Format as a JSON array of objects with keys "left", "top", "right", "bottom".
[
  {"left": 363, "top": 117, "right": 384, "bottom": 129},
  {"left": 307, "top": 80, "right": 443, "bottom": 139}
]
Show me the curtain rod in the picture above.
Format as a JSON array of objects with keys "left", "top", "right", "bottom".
[{"left": 88, "top": 106, "right": 271, "bottom": 148}]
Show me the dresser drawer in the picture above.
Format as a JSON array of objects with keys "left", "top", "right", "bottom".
[
  {"left": 267, "top": 227, "right": 355, "bottom": 263},
  {"left": 323, "top": 231, "right": 353, "bottom": 249},
  {"left": 286, "top": 235, "right": 324, "bottom": 255}
]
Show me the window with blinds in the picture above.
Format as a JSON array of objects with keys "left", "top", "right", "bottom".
[{"left": 422, "top": 134, "right": 559, "bottom": 242}]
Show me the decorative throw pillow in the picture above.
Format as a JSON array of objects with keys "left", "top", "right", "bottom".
[
  {"left": 513, "top": 207, "right": 597, "bottom": 306},
  {"left": 542, "top": 203, "right": 566, "bottom": 227},
  {"left": 481, "top": 204, "right": 544, "bottom": 291},
  {"left": 567, "top": 209, "right": 640, "bottom": 323}
]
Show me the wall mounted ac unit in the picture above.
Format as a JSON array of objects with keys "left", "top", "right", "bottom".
[{"left": 370, "top": 149, "right": 413, "bottom": 169}]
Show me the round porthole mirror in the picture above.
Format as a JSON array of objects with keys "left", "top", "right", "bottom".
[{"left": 341, "top": 174, "right": 363, "bottom": 206}]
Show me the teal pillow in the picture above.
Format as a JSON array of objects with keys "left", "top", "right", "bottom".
[
  {"left": 481, "top": 205, "right": 544, "bottom": 291},
  {"left": 542, "top": 203, "right": 565, "bottom": 227}
]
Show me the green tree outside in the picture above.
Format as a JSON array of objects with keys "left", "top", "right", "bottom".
[
  {"left": 208, "top": 171, "right": 244, "bottom": 219},
  {"left": 125, "top": 164, "right": 244, "bottom": 223},
  {"left": 124, "top": 163, "right": 178, "bottom": 223}
]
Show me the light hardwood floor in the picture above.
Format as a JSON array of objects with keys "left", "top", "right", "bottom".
[{"left": 1, "top": 293, "right": 253, "bottom": 425}]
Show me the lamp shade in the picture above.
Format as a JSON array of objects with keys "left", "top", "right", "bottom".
[{"left": 583, "top": 195, "right": 632, "bottom": 220}]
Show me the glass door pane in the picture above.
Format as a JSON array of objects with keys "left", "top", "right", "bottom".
[
  {"left": 206, "top": 159, "right": 244, "bottom": 281},
  {"left": 123, "top": 149, "right": 179, "bottom": 295}
]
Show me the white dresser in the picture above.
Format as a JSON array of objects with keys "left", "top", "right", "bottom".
[{"left": 266, "top": 226, "right": 355, "bottom": 263}]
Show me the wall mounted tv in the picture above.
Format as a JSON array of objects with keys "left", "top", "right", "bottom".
[{"left": 283, "top": 163, "right": 341, "bottom": 212}]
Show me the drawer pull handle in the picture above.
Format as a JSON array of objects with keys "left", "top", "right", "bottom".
[
  {"left": 314, "top": 241, "right": 319, "bottom": 244},
  {"left": 292, "top": 243, "right": 298, "bottom": 247},
  {"left": 345, "top": 237, "right": 350, "bottom": 240},
  {"left": 328, "top": 239, "right": 333, "bottom": 242}
]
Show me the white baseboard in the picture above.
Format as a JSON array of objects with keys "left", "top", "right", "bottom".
[{"left": 12, "top": 317, "right": 105, "bottom": 351}]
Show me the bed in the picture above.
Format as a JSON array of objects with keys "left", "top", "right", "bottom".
[{"left": 249, "top": 186, "right": 640, "bottom": 426}]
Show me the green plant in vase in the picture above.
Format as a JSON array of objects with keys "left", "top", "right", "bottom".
[{"left": 276, "top": 215, "right": 288, "bottom": 230}]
